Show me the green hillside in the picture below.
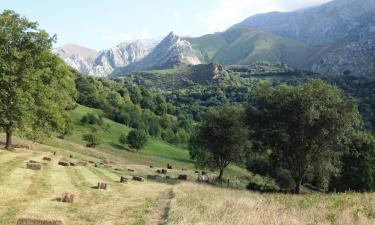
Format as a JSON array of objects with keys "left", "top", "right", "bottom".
[{"left": 186, "top": 25, "right": 320, "bottom": 68}]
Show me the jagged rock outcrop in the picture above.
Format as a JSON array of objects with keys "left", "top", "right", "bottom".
[
  {"left": 313, "top": 38, "right": 375, "bottom": 76},
  {"left": 114, "top": 32, "right": 201, "bottom": 74},
  {"left": 91, "top": 41, "right": 149, "bottom": 75},
  {"left": 53, "top": 41, "right": 155, "bottom": 77}
]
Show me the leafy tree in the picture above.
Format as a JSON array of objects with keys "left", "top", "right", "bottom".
[
  {"left": 0, "top": 10, "right": 76, "bottom": 149},
  {"left": 82, "top": 132, "right": 102, "bottom": 148},
  {"left": 127, "top": 129, "right": 148, "bottom": 151},
  {"left": 247, "top": 79, "right": 360, "bottom": 193},
  {"left": 189, "top": 106, "right": 248, "bottom": 180},
  {"left": 340, "top": 132, "right": 375, "bottom": 192}
]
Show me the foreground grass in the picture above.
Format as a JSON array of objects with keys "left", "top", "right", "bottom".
[
  {"left": 167, "top": 183, "right": 375, "bottom": 225},
  {"left": 1, "top": 137, "right": 375, "bottom": 225}
]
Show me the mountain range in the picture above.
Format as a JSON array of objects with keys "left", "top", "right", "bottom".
[{"left": 54, "top": 0, "right": 375, "bottom": 77}]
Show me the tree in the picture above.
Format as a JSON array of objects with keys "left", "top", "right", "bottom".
[
  {"left": 340, "top": 132, "right": 375, "bottom": 192},
  {"left": 189, "top": 106, "right": 248, "bottom": 180},
  {"left": 127, "top": 129, "right": 148, "bottom": 151},
  {"left": 247, "top": 79, "right": 360, "bottom": 193},
  {"left": 83, "top": 133, "right": 102, "bottom": 148},
  {"left": 0, "top": 10, "right": 76, "bottom": 149}
]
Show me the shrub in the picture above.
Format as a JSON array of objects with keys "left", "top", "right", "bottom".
[
  {"left": 275, "top": 169, "right": 296, "bottom": 192},
  {"left": 119, "top": 133, "right": 127, "bottom": 145},
  {"left": 81, "top": 113, "right": 103, "bottom": 126},
  {"left": 82, "top": 133, "right": 102, "bottom": 148},
  {"left": 127, "top": 129, "right": 148, "bottom": 151}
]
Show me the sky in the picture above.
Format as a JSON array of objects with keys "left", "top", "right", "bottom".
[{"left": 1, "top": 0, "right": 331, "bottom": 50}]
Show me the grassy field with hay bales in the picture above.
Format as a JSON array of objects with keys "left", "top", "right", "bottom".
[
  {"left": 0, "top": 135, "right": 375, "bottom": 224},
  {"left": 0, "top": 107, "right": 374, "bottom": 225}
]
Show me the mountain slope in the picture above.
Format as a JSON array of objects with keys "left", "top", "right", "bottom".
[
  {"left": 240, "top": 0, "right": 375, "bottom": 46},
  {"left": 53, "top": 44, "right": 99, "bottom": 61},
  {"left": 113, "top": 32, "right": 201, "bottom": 75},
  {"left": 187, "top": 25, "right": 319, "bottom": 68}
]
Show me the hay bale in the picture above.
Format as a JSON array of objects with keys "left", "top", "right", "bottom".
[
  {"left": 43, "top": 157, "right": 52, "bottom": 161},
  {"left": 120, "top": 176, "right": 128, "bottom": 183},
  {"left": 127, "top": 169, "right": 135, "bottom": 172},
  {"left": 69, "top": 155, "right": 73, "bottom": 158},
  {"left": 161, "top": 169, "right": 167, "bottom": 174},
  {"left": 60, "top": 193, "right": 75, "bottom": 203},
  {"left": 69, "top": 162, "right": 76, "bottom": 166},
  {"left": 17, "top": 218, "right": 65, "bottom": 225},
  {"left": 178, "top": 175, "right": 188, "bottom": 180},
  {"left": 147, "top": 175, "right": 157, "bottom": 180},
  {"left": 114, "top": 168, "right": 122, "bottom": 171},
  {"left": 149, "top": 165, "right": 154, "bottom": 168},
  {"left": 156, "top": 169, "right": 161, "bottom": 174},
  {"left": 27, "top": 162, "right": 42, "bottom": 171},
  {"left": 167, "top": 164, "right": 173, "bottom": 169},
  {"left": 132, "top": 176, "right": 144, "bottom": 182},
  {"left": 58, "top": 161, "right": 69, "bottom": 167},
  {"left": 97, "top": 182, "right": 107, "bottom": 190}
]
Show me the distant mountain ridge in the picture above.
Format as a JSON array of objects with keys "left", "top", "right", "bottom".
[
  {"left": 112, "top": 32, "right": 201, "bottom": 75},
  {"left": 55, "top": 0, "right": 375, "bottom": 77}
]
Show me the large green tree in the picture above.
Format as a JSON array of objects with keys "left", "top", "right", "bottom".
[
  {"left": 0, "top": 10, "right": 76, "bottom": 149},
  {"left": 247, "top": 79, "right": 360, "bottom": 193},
  {"left": 340, "top": 132, "right": 375, "bottom": 192},
  {"left": 189, "top": 106, "right": 248, "bottom": 180}
]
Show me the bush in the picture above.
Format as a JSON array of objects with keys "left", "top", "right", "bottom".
[
  {"left": 127, "top": 129, "right": 148, "bottom": 151},
  {"left": 81, "top": 113, "right": 103, "bottom": 126},
  {"left": 275, "top": 169, "right": 296, "bottom": 192},
  {"left": 82, "top": 133, "right": 102, "bottom": 148},
  {"left": 119, "top": 132, "right": 127, "bottom": 145}
]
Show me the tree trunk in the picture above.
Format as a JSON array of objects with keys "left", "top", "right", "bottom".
[
  {"left": 294, "top": 178, "right": 303, "bottom": 194},
  {"left": 5, "top": 130, "right": 12, "bottom": 150},
  {"left": 218, "top": 167, "right": 224, "bottom": 181}
]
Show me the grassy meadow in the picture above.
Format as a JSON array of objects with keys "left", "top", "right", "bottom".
[{"left": 0, "top": 105, "right": 374, "bottom": 225}]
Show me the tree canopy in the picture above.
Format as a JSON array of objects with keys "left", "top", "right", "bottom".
[
  {"left": 0, "top": 10, "right": 76, "bottom": 149},
  {"left": 189, "top": 106, "right": 248, "bottom": 180},
  {"left": 247, "top": 79, "right": 361, "bottom": 193}
]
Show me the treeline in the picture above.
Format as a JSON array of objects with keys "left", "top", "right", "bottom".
[
  {"left": 189, "top": 79, "right": 375, "bottom": 194},
  {"left": 74, "top": 74, "right": 192, "bottom": 146}
]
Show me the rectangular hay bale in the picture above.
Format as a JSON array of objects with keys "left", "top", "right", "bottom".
[
  {"left": 17, "top": 218, "right": 65, "bottom": 225},
  {"left": 132, "top": 176, "right": 144, "bottom": 182},
  {"left": 27, "top": 163, "right": 42, "bottom": 170},
  {"left": 58, "top": 161, "right": 69, "bottom": 167}
]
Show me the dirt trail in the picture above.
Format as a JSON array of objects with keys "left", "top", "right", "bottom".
[{"left": 145, "top": 188, "right": 174, "bottom": 225}]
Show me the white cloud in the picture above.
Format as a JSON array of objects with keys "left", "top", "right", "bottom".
[
  {"left": 197, "top": 0, "right": 332, "bottom": 33},
  {"left": 140, "top": 31, "right": 152, "bottom": 39}
]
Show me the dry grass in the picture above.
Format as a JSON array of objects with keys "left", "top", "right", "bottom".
[
  {"left": 1, "top": 135, "right": 375, "bottom": 225},
  {"left": 167, "top": 183, "right": 375, "bottom": 225},
  {"left": 0, "top": 145, "right": 170, "bottom": 225}
]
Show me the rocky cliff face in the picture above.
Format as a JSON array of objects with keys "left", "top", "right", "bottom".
[
  {"left": 313, "top": 38, "right": 375, "bottom": 76},
  {"left": 54, "top": 34, "right": 200, "bottom": 77},
  {"left": 241, "top": 0, "right": 375, "bottom": 46},
  {"left": 91, "top": 41, "right": 149, "bottom": 75},
  {"left": 54, "top": 41, "right": 155, "bottom": 77},
  {"left": 113, "top": 32, "right": 201, "bottom": 74}
]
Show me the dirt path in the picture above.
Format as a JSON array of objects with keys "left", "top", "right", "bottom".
[{"left": 145, "top": 188, "right": 174, "bottom": 225}]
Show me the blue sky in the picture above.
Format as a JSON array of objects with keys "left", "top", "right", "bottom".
[{"left": 1, "top": 0, "right": 330, "bottom": 50}]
